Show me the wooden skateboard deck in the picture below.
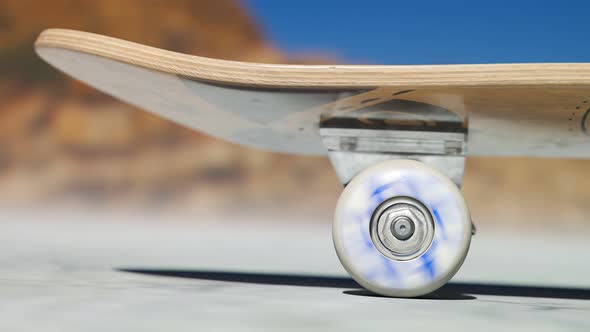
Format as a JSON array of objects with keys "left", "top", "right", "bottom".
[{"left": 35, "top": 29, "right": 590, "bottom": 157}]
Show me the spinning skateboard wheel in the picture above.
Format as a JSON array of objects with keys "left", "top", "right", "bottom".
[{"left": 332, "top": 160, "right": 472, "bottom": 297}]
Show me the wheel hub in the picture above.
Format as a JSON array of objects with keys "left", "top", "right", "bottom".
[{"left": 370, "top": 197, "right": 435, "bottom": 261}]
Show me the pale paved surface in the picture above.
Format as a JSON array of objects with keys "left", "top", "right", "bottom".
[{"left": 1, "top": 211, "right": 589, "bottom": 331}]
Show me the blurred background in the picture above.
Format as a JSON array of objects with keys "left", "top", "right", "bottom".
[{"left": 1, "top": 0, "right": 589, "bottom": 225}]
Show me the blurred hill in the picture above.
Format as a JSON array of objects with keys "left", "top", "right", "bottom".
[
  {"left": 0, "top": 0, "right": 589, "bottom": 224},
  {"left": 0, "top": 0, "right": 340, "bottom": 215}
]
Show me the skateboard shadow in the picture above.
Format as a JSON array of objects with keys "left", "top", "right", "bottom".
[{"left": 116, "top": 268, "right": 590, "bottom": 301}]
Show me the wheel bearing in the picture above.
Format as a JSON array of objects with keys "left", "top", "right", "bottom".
[{"left": 370, "top": 197, "right": 435, "bottom": 261}]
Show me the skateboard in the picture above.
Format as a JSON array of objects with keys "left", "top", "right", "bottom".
[{"left": 35, "top": 29, "right": 590, "bottom": 297}]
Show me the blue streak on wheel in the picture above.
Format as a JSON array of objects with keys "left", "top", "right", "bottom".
[
  {"left": 431, "top": 208, "right": 447, "bottom": 241},
  {"left": 420, "top": 243, "right": 437, "bottom": 280}
]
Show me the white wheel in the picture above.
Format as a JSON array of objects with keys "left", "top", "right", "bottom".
[{"left": 332, "top": 159, "right": 472, "bottom": 297}]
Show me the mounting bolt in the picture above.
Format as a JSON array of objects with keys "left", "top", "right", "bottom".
[{"left": 391, "top": 216, "right": 415, "bottom": 240}]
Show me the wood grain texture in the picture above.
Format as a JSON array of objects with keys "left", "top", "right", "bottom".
[{"left": 35, "top": 29, "right": 590, "bottom": 89}]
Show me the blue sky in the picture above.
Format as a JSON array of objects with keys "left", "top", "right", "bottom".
[{"left": 244, "top": 0, "right": 590, "bottom": 64}]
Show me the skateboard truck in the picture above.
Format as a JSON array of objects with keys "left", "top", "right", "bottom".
[
  {"left": 320, "top": 124, "right": 476, "bottom": 233},
  {"left": 319, "top": 127, "right": 467, "bottom": 186}
]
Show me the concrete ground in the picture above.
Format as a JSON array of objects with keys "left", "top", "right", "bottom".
[{"left": 1, "top": 211, "right": 589, "bottom": 331}]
